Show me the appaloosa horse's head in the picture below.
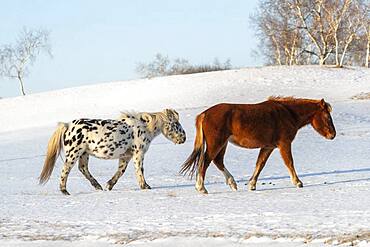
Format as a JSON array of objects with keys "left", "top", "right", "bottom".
[
  {"left": 160, "top": 109, "right": 186, "bottom": 144},
  {"left": 311, "top": 99, "right": 336, "bottom": 140}
]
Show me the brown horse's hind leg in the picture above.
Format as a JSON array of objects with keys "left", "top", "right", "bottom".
[
  {"left": 278, "top": 143, "right": 303, "bottom": 188},
  {"left": 213, "top": 144, "right": 237, "bottom": 191},
  {"left": 196, "top": 153, "right": 211, "bottom": 194},
  {"left": 78, "top": 153, "right": 103, "bottom": 191},
  {"left": 249, "top": 147, "right": 274, "bottom": 191}
]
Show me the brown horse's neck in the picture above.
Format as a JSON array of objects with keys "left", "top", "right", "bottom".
[{"left": 276, "top": 100, "right": 319, "bottom": 129}]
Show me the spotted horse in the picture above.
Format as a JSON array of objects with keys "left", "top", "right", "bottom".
[{"left": 39, "top": 109, "right": 186, "bottom": 195}]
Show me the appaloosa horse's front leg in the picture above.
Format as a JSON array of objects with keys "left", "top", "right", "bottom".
[
  {"left": 249, "top": 147, "right": 274, "bottom": 191},
  {"left": 78, "top": 153, "right": 103, "bottom": 191},
  {"left": 278, "top": 143, "right": 303, "bottom": 188},
  {"left": 106, "top": 156, "right": 131, "bottom": 191},
  {"left": 133, "top": 151, "right": 151, "bottom": 190}
]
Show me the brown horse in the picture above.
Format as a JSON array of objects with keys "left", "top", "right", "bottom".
[{"left": 180, "top": 97, "right": 336, "bottom": 194}]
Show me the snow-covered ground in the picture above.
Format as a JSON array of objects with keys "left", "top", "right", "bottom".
[{"left": 0, "top": 66, "right": 369, "bottom": 246}]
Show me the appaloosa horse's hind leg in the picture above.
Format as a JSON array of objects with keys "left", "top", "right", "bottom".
[
  {"left": 78, "top": 153, "right": 103, "bottom": 191},
  {"left": 278, "top": 143, "right": 303, "bottom": 188},
  {"left": 248, "top": 147, "right": 274, "bottom": 191},
  {"left": 59, "top": 156, "right": 78, "bottom": 195},
  {"left": 106, "top": 155, "right": 131, "bottom": 191},
  {"left": 213, "top": 144, "right": 237, "bottom": 191}
]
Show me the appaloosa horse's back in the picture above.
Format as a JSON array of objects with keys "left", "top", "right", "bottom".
[{"left": 180, "top": 97, "right": 336, "bottom": 194}]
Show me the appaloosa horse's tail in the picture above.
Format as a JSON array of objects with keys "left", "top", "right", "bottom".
[
  {"left": 39, "top": 122, "right": 68, "bottom": 184},
  {"left": 180, "top": 113, "right": 205, "bottom": 178}
]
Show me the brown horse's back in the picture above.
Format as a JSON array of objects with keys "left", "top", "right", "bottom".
[{"left": 202, "top": 102, "right": 297, "bottom": 150}]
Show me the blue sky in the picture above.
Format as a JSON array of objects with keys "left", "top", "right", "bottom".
[{"left": 0, "top": 0, "right": 261, "bottom": 97}]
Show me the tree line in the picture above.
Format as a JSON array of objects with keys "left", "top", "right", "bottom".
[{"left": 251, "top": 0, "right": 369, "bottom": 67}]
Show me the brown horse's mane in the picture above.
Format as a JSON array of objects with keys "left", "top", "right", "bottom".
[
  {"left": 268, "top": 96, "right": 332, "bottom": 112},
  {"left": 268, "top": 96, "right": 319, "bottom": 104}
]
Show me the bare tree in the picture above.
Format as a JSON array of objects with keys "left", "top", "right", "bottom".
[
  {"left": 362, "top": 2, "right": 370, "bottom": 67},
  {"left": 252, "top": 0, "right": 369, "bottom": 67},
  {"left": 136, "top": 53, "right": 171, "bottom": 78},
  {"left": 366, "top": 26, "right": 370, "bottom": 67},
  {"left": 322, "top": 0, "right": 352, "bottom": 66},
  {"left": 251, "top": 0, "right": 305, "bottom": 65},
  {"left": 0, "top": 28, "right": 51, "bottom": 96},
  {"left": 293, "top": 0, "right": 335, "bottom": 65},
  {"left": 136, "top": 53, "right": 232, "bottom": 78}
]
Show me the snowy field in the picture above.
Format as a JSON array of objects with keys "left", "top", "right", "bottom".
[{"left": 0, "top": 66, "right": 369, "bottom": 246}]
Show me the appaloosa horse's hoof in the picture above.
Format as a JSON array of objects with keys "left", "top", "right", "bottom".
[
  {"left": 60, "top": 189, "right": 70, "bottom": 195},
  {"left": 94, "top": 183, "right": 103, "bottom": 191},
  {"left": 105, "top": 182, "right": 114, "bottom": 191},
  {"left": 141, "top": 183, "right": 152, "bottom": 190}
]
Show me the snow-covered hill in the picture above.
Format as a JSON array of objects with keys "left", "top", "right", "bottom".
[
  {"left": 0, "top": 66, "right": 369, "bottom": 132},
  {"left": 0, "top": 66, "right": 369, "bottom": 246}
]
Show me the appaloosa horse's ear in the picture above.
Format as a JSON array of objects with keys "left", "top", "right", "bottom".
[
  {"left": 140, "top": 113, "right": 153, "bottom": 124},
  {"left": 171, "top": 109, "right": 179, "bottom": 120},
  {"left": 165, "top": 109, "right": 179, "bottom": 119}
]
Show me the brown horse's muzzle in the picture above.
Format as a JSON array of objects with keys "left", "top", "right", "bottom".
[{"left": 326, "top": 131, "right": 336, "bottom": 140}]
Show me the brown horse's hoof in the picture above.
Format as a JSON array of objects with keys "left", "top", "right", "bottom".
[
  {"left": 196, "top": 187, "right": 208, "bottom": 194},
  {"left": 296, "top": 182, "right": 303, "bottom": 188},
  {"left": 229, "top": 181, "right": 238, "bottom": 191},
  {"left": 248, "top": 181, "right": 256, "bottom": 191}
]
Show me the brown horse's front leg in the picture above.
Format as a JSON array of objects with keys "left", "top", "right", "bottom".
[
  {"left": 278, "top": 143, "right": 303, "bottom": 188},
  {"left": 249, "top": 147, "right": 274, "bottom": 191}
]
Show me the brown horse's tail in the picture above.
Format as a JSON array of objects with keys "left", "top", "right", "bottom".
[
  {"left": 39, "top": 122, "right": 68, "bottom": 184},
  {"left": 180, "top": 113, "right": 205, "bottom": 178}
]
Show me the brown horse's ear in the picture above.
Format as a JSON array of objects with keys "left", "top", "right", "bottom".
[
  {"left": 320, "top": 99, "right": 326, "bottom": 109},
  {"left": 327, "top": 103, "right": 332, "bottom": 112}
]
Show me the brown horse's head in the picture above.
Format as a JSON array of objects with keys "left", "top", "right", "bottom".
[{"left": 311, "top": 99, "right": 336, "bottom": 140}]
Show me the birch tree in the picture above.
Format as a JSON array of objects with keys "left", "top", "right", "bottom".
[{"left": 0, "top": 28, "right": 51, "bottom": 96}]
